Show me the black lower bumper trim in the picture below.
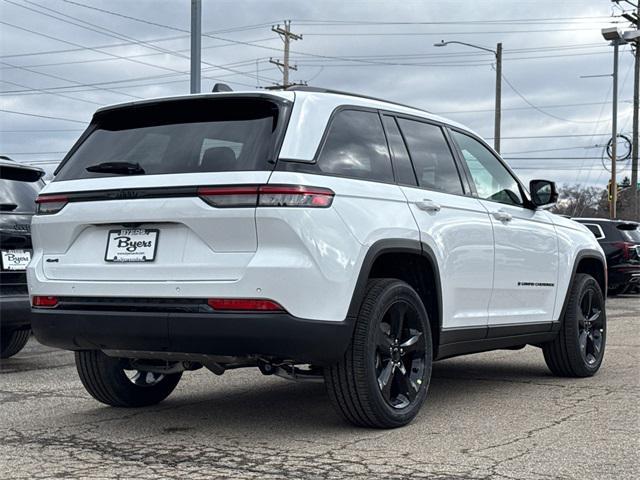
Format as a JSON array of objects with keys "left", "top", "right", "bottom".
[
  {"left": 31, "top": 309, "right": 353, "bottom": 365},
  {"left": 0, "top": 295, "right": 31, "bottom": 331}
]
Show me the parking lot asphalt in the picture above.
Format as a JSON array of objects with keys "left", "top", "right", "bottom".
[{"left": 1, "top": 295, "right": 638, "bottom": 480}]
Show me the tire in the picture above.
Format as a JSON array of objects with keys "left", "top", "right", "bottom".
[
  {"left": 75, "top": 350, "right": 182, "bottom": 407},
  {"left": 1, "top": 328, "right": 30, "bottom": 359},
  {"left": 325, "top": 278, "right": 433, "bottom": 428},
  {"left": 543, "top": 273, "right": 606, "bottom": 377}
]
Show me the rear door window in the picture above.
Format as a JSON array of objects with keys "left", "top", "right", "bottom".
[
  {"left": 396, "top": 118, "right": 464, "bottom": 195},
  {"left": 316, "top": 109, "right": 393, "bottom": 182},
  {"left": 381, "top": 115, "right": 417, "bottom": 186},
  {"left": 54, "top": 97, "right": 285, "bottom": 181}
]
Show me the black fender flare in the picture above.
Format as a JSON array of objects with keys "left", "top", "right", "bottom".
[
  {"left": 557, "top": 249, "right": 607, "bottom": 324},
  {"left": 345, "top": 238, "right": 443, "bottom": 333}
]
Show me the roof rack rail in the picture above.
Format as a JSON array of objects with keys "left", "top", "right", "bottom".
[{"left": 285, "top": 86, "right": 431, "bottom": 114}]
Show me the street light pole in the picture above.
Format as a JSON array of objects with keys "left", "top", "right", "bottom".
[
  {"left": 611, "top": 41, "right": 620, "bottom": 220},
  {"left": 494, "top": 43, "right": 503, "bottom": 154},
  {"left": 434, "top": 40, "right": 502, "bottom": 153},
  {"left": 190, "top": 0, "right": 201, "bottom": 94}
]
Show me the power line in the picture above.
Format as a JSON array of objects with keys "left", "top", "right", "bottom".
[
  {"left": 2, "top": 151, "right": 67, "bottom": 155},
  {"left": 0, "top": 37, "right": 276, "bottom": 71},
  {"left": 0, "top": 129, "right": 82, "bottom": 133},
  {"left": 299, "top": 27, "right": 616, "bottom": 36},
  {"left": 502, "top": 145, "right": 602, "bottom": 155},
  {"left": 4, "top": 0, "right": 277, "bottom": 86},
  {"left": 503, "top": 156, "right": 606, "bottom": 159},
  {"left": 0, "top": 77, "right": 103, "bottom": 106},
  {"left": 436, "top": 100, "right": 632, "bottom": 115},
  {"left": 0, "top": 109, "right": 86, "bottom": 123},
  {"left": 501, "top": 72, "right": 617, "bottom": 124},
  {"left": 486, "top": 133, "right": 617, "bottom": 140},
  {"left": 292, "top": 16, "right": 618, "bottom": 25}
]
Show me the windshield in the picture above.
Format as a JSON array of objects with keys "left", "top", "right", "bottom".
[
  {"left": 54, "top": 97, "right": 286, "bottom": 181},
  {"left": 0, "top": 179, "right": 43, "bottom": 214}
]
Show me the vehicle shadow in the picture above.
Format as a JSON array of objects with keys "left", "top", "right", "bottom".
[{"left": 67, "top": 355, "right": 558, "bottom": 436}]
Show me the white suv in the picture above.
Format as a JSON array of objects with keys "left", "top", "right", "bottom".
[{"left": 29, "top": 87, "right": 607, "bottom": 428}]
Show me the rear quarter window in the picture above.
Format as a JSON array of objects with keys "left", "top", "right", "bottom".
[
  {"left": 582, "top": 223, "right": 605, "bottom": 239},
  {"left": 316, "top": 109, "right": 393, "bottom": 182}
]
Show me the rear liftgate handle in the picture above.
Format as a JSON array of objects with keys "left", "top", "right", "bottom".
[{"left": 416, "top": 199, "right": 441, "bottom": 213}]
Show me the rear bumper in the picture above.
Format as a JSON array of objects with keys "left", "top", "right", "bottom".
[
  {"left": 0, "top": 295, "right": 31, "bottom": 331},
  {"left": 31, "top": 308, "right": 353, "bottom": 365},
  {"left": 608, "top": 265, "right": 640, "bottom": 287}
]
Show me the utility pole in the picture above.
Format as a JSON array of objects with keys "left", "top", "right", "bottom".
[
  {"left": 269, "top": 20, "right": 302, "bottom": 89},
  {"left": 434, "top": 40, "right": 502, "bottom": 152},
  {"left": 631, "top": 3, "right": 639, "bottom": 220},
  {"left": 611, "top": 40, "right": 620, "bottom": 220},
  {"left": 190, "top": 0, "right": 201, "bottom": 94},
  {"left": 494, "top": 42, "right": 503, "bottom": 154}
]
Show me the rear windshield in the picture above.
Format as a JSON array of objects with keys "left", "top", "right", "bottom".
[
  {"left": 618, "top": 223, "right": 640, "bottom": 242},
  {"left": 54, "top": 97, "right": 286, "bottom": 181},
  {"left": 0, "top": 179, "right": 42, "bottom": 214}
]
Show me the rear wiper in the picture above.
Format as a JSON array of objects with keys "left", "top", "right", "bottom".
[
  {"left": 0, "top": 203, "right": 18, "bottom": 211},
  {"left": 86, "top": 161, "right": 145, "bottom": 175}
]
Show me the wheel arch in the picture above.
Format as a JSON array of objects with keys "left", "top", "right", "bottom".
[
  {"left": 347, "top": 239, "right": 443, "bottom": 357},
  {"left": 559, "top": 249, "right": 607, "bottom": 322}
]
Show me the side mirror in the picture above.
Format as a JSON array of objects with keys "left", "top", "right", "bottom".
[{"left": 529, "top": 179, "right": 558, "bottom": 207}]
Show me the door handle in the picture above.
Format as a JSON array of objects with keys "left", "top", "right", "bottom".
[
  {"left": 492, "top": 210, "right": 513, "bottom": 222},
  {"left": 416, "top": 199, "right": 441, "bottom": 212}
]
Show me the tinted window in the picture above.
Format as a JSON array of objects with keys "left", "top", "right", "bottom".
[
  {"left": 583, "top": 224, "right": 604, "bottom": 239},
  {"left": 618, "top": 223, "right": 640, "bottom": 242},
  {"left": 55, "top": 98, "right": 283, "bottom": 181},
  {"left": 396, "top": 119, "right": 463, "bottom": 195},
  {"left": 382, "top": 116, "right": 417, "bottom": 186},
  {"left": 451, "top": 130, "right": 524, "bottom": 206},
  {"left": 317, "top": 110, "right": 392, "bottom": 182},
  {"left": 0, "top": 179, "right": 42, "bottom": 214}
]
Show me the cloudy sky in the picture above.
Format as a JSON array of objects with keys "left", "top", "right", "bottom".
[{"left": 0, "top": 0, "right": 637, "bottom": 190}]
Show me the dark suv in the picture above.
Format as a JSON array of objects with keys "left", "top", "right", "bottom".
[
  {"left": 574, "top": 218, "right": 640, "bottom": 295},
  {"left": 0, "top": 157, "right": 45, "bottom": 358}
]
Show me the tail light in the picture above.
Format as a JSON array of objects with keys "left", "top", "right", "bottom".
[
  {"left": 197, "top": 186, "right": 259, "bottom": 208},
  {"left": 207, "top": 298, "right": 284, "bottom": 311},
  {"left": 198, "top": 185, "right": 334, "bottom": 208},
  {"left": 32, "top": 296, "right": 59, "bottom": 308},
  {"left": 35, "top": 194, "right": 68, "bottom": 215},
  {"left": 615, "top": 242, "right": 637, "bottom": 261},
  {"left": 258, "top": 185, "right": 334, "bottom": 207}
]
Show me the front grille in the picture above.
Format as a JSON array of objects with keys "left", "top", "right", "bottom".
[{"left": 55, "top": 297, "right": 212, "bottom": 313}]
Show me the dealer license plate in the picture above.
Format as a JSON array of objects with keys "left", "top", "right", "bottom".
[
  {"left": 105, "top": 229, "right": 159, "bottom": 263},
  {"left": 0, "top": 249, "right": 31, "bottom": 270}
]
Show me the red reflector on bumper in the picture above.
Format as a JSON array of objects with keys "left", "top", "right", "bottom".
[
  {"left": 32, "top": 296, "right": 59, "bottom": 308},
  {"left": 207, "top": 298, "right": 284, "bottom": 311}
]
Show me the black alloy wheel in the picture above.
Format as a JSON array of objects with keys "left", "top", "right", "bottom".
[
  {"left": 543, "top": 273, "right": 606, "bottom": 377},
  {"left": 375, "top": 301, "right": 426, "bottom": 409},
  {"left": 325, "top": 278, "right": 433, "bottom": 428},
  {"left": 578, "top": 288, "right": 604, "bottom": 366}
]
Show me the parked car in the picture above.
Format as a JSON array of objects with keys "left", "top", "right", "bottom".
[
  {"left": 574, "top": 218, "right": 640, "bottom": 295},
  {"left": 29, "top": 88, "right": 607, "bottom": 428},
  {"left": 0, "top": 157, "right": 45, "bottom": 358}
]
